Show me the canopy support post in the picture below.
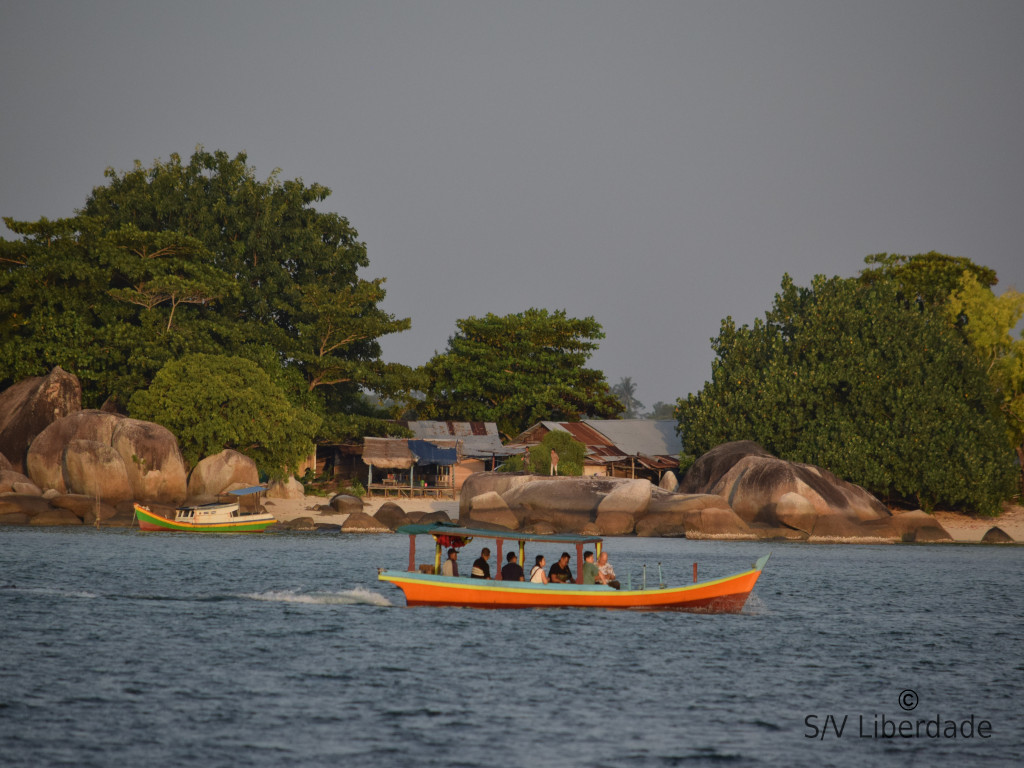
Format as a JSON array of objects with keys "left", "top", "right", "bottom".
[
  {"left": 407, "top": 534, "right": 416, "bottom": 572},
  {"left": 575, "top": 542, "right": 584, "bottom": 584}
]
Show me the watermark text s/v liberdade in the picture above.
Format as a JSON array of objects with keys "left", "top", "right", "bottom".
[{"left": 803, "top": 690, "right": 993, "bottom": 741}]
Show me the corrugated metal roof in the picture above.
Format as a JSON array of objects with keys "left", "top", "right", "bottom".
[
  {"left": 512, "top": 419, "right": 681, "bottom": 468},
  {"left": 401, "top": 420, "right": 500, "bottom": 439},
  {"left": 582, "top": 420, "right": 681, "bottom": 457}
]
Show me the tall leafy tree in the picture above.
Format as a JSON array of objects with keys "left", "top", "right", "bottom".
[
  {"left": 860, "top": 251, "right": 998, "bottom": 305},
  {"left": 1, "top": 148, "right": 417, "bottom": 440},
  {"left": 676, "top": 274, "right": 1016, "bottom": 515},
  {"left": 946, "top": 272, "right": 1024, "bottom": 489},
  {"left": 421, "top": 308, "right": 622, "bottom": 437}
]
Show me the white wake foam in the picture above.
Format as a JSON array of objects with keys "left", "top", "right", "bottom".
[{"left": 244, "top": 587, "right": 393, "bottom": 607}]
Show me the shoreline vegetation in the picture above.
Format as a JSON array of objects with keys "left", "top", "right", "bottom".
[{"left": 264, "top": 494, "right": 1024, "bottom": 544}]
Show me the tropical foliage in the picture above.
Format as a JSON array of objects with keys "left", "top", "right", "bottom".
[
  {"left": 420, "top": 308, "right": 622, "bottom": 437},
  {"left": 528, "top": 430, "right": 586, "bottom": 476},
  {"left": 0, "top": 149, "right": 419, "bottom": 472},
  {"left": 676, "top": 272, "right": 1017, "bottom": 515},
  {"left": 129, "top": 354, "right": 321, "bottom": 477}
]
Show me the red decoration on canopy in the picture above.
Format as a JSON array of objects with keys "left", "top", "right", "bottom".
[{"left": 435, "top": 534, "right": 471, "bottom": 549}]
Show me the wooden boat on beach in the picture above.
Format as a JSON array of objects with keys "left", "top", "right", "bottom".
[
  {"left": 378, "top": 523, "right": 769, "bottom": 612},
  {"left": 133, "top": 486, "right": 276, "bottom": 533}
]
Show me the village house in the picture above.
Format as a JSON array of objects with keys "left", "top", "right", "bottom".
[
  {"left": 510, "top": 419, "right": 682, "bottom": 482},
  {"left": 358, "top": 421, "right": 518, "bottom": 498}
]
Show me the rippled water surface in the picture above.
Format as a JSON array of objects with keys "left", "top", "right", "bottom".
[{"left": 1, "top": 528, "right": 1021, "bottom": 767}]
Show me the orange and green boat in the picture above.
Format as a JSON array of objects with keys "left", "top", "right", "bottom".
[
  {"left": 133, "top": 486, "right": 276, "bottom": 533},
  {"left": 378, "top": 523, "right": 769, "bottom": 612}
]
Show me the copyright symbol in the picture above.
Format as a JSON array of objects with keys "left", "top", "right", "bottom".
[{"left": 898, "top": 689, "right": 919, "bottom": 711}]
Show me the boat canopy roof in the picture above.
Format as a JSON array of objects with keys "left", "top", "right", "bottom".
[
  {"left": 226, "top": 485, "right": 268, "bottom": 496},
  {"left": 396, "top": 522, "right": 603, "bottom": 545}
]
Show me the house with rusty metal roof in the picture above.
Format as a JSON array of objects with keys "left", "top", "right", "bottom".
[{"left": 511, "top": 419, "right": 682, "bottom": 480}]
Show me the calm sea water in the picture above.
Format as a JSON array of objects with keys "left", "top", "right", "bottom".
[{"left": 0, "top": 528, "right": 1020, "bottom": 768}]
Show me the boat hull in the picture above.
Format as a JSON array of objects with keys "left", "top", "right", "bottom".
[
  {"left": 378, "top": 565, "right": 764, "bottom": 613},
  {"left": 133, "top": 504, "right": 276, "bottom": 533}
]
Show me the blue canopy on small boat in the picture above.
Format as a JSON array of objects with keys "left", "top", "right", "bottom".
[
  {"left": 408, "top": 440, "right": 457, "bottom": 466},
  {"left": 226, "top": 485, "right": 268, "bottom": 496}
]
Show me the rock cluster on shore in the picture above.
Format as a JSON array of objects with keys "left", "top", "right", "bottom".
[
  {"left": 1, "top": 369, "right": 1016, "bottom": 542},
  {"left": 457, "top": 442, "right": 965, "bottom": 543}
]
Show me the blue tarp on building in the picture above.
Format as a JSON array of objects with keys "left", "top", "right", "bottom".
[{"left": 408, "top": 440, "right": 457, "bottom": 466}]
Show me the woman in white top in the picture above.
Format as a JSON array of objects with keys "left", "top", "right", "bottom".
[{"left": 530, "top": 555, "right": 549, "bottom": 584}]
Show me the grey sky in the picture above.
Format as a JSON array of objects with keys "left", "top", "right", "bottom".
[{"left": 3, "top": 1, "right": 1022, "bottom": 407}]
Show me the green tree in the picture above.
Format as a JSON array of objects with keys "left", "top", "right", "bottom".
[
  {"left": 946, "top": 272, "right": 1024, "bottom": 489},
  {"left": 676, "top": 274, "right": 1016, "bottom": 515},
  {"left": 129, "top": 354, "right": 321, "bottom": 478},
  {"left": 612, "top": 377, "right": 645, "bottom": 418},
  {"left": 860, "top": 251, "right": 998, "bottom": 305},
  {"left": 420, "top": 308, "right": 622, "bottom": 437},
  {"left": 528, "top": 430, "right": 586, "bottom": 476},
  {"left": 1, "top": 148, "right": 418, "bottom": 437}
]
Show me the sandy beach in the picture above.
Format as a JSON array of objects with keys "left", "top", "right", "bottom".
[{"left": 264, "top": 492, "right": 1023, "bottom": 543}]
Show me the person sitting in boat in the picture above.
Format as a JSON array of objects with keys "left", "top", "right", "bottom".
[
  {"left": 441, "top": 548, "right": 459, "bottom": 577},
  {"left": 597, "top": 551, "right": 620, "bottom": 590},
  {"left": 501, "top": 551, "right": 524, "bottom": 581},
  {"left": 548, "top": 552, "right": 573, "bottom": 584},
  {"left": 471, "top": 547, "right": 491, "bottom": 579},
  {"left": 582, "top": 551, "right": 600, "bottom": 584},
  {"left": 530, "top": 555, "right": 549, "bottom": 583}
]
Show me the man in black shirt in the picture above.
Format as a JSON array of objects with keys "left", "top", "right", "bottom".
[
  {"left": 471, "top": 547, "right": 491, "bottom": 579},
  {"left": 548, "top": 551, "right": 573, "bottom": 583},
  {"left": 501, "top": 551, "right": 525, "bottom": 581}
]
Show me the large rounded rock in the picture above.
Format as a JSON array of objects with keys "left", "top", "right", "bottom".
[
  {"left": 594, "top": 509, "right": 635, "bottom": 535},
  {"left": 596, "top": 479, "right": 653, "bottom": 516},
  {"left": 0, "top": 494, "right": 55, "bottom": 519},
  {"left": 774, "top": 492, "right": 819, "bottom": 535},
  {"left": 981, "top": 526, "right": 1014, "bottom": 543},
  {"left": 111, "top": 418, "right": 187, "bottom": 502},
  {"left": 458, "top": 472, "right": 542, "bottom": 519},
  {"left": 328, "top": 494, "right": 363, "bottom": 515},
  {"left": 374, "top": 502, "right": 412, "bottom": 530},
  {"left": 266, "top": 476, "right": 304, "bottom": 500},
  {"left": 30, "top": 506, "right": 83, "bottom": 526},
  {"left": 0, "top": 367, "right": 82, "bottom": 473},
  {"left": 887, "top": 510, "right": 954, "bottom": 542},
  {"left": 64, "top": 439, "right": 135, "bottom": 503},
  {"left": 467, "top": 491, "right": 519, "bottom": 530},
  {"left": 644, "top": 492, "right": 731, "bottom": 517},
  {"left": 682, "top": 442, "right": 890, "bottom": 524},
  {"left": 26, "top": 410, "right": 187, "bottom": 504},
  {"left": 186, "top": 450, "right": 259, "bottom": 502},
  {"left": 341, "top": 510, "right": 391, "bottom": 533},
  {"left": 0, "top": 469, "right": 41, "bottom": 495},
  {"left": 51, "top": 493, "right": 120, "bottom": 523},
  {"left": 462, "top": 473, "right": 659, "bottom": 532},
  {"left": 658, "top": 471, "right": 679, "bottom": 492},
  {"left": 0, "top": 453, "right": 13, "bottom": 471}
]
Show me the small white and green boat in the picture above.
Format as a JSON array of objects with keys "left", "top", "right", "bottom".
[{"left": 133, "top": 486, "right": 276, "bottom": 533}]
